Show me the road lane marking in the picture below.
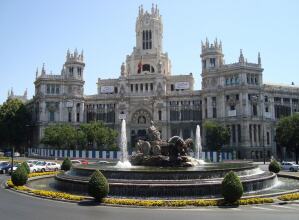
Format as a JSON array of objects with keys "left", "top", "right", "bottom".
[
  {"left": 250, "top": 206, "right": 277, "bottom": 211},
  {"left": 271, "top": 205, "right": 299, "bottom": 210}
]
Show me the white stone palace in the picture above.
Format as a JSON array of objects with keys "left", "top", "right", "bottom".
[{"left": 14, "top": 5, "right": 299, "bottom": 159}]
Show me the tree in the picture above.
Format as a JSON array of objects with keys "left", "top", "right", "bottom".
[
  {"left": 88, "top": 170, "right": 109, "bottom": 201},
  {"left": 0, "top": 99, "right": 31, "bottom": 151},
  {"left": 41, "top": 122, "right": 118, "bottom": 150},
  {"left": 61, "top": 158, "right": 72, "bottom": 171},
  {"left": 276, "top": 114, "right": 299, "bottom": 164},
  {"left": 203, "top": 120, "right": 230, "bottom": 161},
  {"left": 221, "top": 171, "right": 243, "bottom": 203},
  {"left": 41, "top": 124, "right": 77, "bottom": 149}
]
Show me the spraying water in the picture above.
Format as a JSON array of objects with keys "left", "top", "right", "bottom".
[
  {"left": 195, "top": 125, "right": 202, "bottom": 160},
  {"left": 116, "top": 119, "right": 132, "bottom": 168}
]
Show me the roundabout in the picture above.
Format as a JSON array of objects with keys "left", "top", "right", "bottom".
[{"left": 1, "top": 173, "right": 299, "bottom": 220}]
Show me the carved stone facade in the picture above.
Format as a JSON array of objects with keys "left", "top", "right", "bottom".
[{"left": 27, "top": 5, "right": 299, "bottom": 159}]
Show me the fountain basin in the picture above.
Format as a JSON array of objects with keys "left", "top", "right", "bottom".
[{"left": 52, "top": 162, "right": 278, "bottom": 198}]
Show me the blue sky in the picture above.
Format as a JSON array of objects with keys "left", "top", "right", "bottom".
[{"left": 0, "top": 0, "right": 298, "bottom": 104}]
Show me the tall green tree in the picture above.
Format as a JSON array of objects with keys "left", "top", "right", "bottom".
[
  {"left": 0, "top": 99, "right": 31, "bottom": 151},
  {"left": 41, "top": 124, "right": 76, "bottom": 149},
  {"left": 276, "top": 113, "right": 299, "bottom": 164},
  {"left": 41, "top": 122, "right": 117, "bottom": 150},
  {"left": 203, "top": 120, "right": 230, "bottom": 161}
]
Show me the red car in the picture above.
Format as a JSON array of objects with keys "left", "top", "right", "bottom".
[{"left": 79, "top": 159, "right": 88, "bottom": 165}]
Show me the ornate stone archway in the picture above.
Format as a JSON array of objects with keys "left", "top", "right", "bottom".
[{"left": 131, "top": 109, "right": 152, "bottom": 125}]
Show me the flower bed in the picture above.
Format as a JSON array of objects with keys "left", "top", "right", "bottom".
[
  {"left": 28, "top": 171, "right": 59, "bottom": 178},
  {"left": 102, "top": 197, "right": 274, "bottom": 207},
  {"left": 6, "top": 173, "right": 84, "bottom": 201},
  {"left": 278, "top": 193, "right": 299, "bottom": 201},
  {"left": 6, "top": 172, "right": 275, "bottom": 206}
]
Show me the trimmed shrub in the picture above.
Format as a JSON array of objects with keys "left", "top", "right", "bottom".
[
  {"left": 61, "top": 158, "right": 72, "bottom": 171},
  {"left": 88, "top": 170, "right": 109, "bottom": 201},
  {"left": 221, "top": 171, "right": 243, "bottom": 203},
  {"left": 11, "top": 166, "right": 28, "bottom": 186},
  {"left": 21, "top": 162, "right": 30, "bottom": 174},
  {"left": 268, "top": 160, "right": 280, "bottom": 173}
]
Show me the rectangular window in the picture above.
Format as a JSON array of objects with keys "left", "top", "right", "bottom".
[
  {"left": 210, "top": 58, "right": 216, "bottom": 67},
  {"left": 145, "top": 83, "right": 148, "bottom": 91},
  {"left": 140, "top": 84, "right": 143, "bottom": 91},
  {"left": 236, "top": 94, "right": 239, "bottom": 101},
  {"left": 249, "top": 125, "right": 252, "bottom": 141},
  {"left": 267, "top": 132, "right": 270, "bottom": 145},
  {"left": 232, "top": 125, "right": 236, "bottom": 143},
  {"left": 114, "top": 87, "right": 118, "bottom": 93},
  {"left": 150, "top": 83, "right": 153, "bottom": 91},
  {"left": 56, "top": 85, "right": 60, "bottom": 94},
  {"left": 131, "top": 84, "right": 133, "bottom": 92},
  {"left": 49, "top": 111, "right": 55, "bottom": 122},
  {"left": 253, "top": 125, "right": 257, "bottom": 142},
  {"left": 253, "top": 104, "right": 257, "bottom": 116},
  {"left": 171, "top": 84, "right": 174, "bottom": 91},
  {"left": 51, "top": 85, "right": 55, "bottom": 94},
  {"left": 46, "top": 85, "right": 50, "bottom": 94},
  {"left": 158, "top": 110, "right": 162, "bottom": 120},
  {"left": 76, "top": 113, "right": 80, "bottom": 122},
  {"left": 258, "top": 125, "right": 261, "bottom": 142},
  {"left": 203, "top": 60, "right": 206, "bottom": 69},
  {"left": 213, "top": 108, "right": 217, "bottom": 118},
  {"left": 68, "top": 112, "right": 72, "bottom": 122},
  {"left": 135, "top": 84, "right": 138, "bottom": 92},
  {"left": 237, "top": 124, "right": 241, "bottom": 142}
]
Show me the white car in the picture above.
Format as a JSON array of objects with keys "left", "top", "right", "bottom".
[
  {"left": 30, "top": 161, "right": 60, "bottom": 172},
  {"left": 281, "top": 161, "right": 299, "bottom": 172},
  {"left": 27, "top": 160, "right": 39, "bottom": 165},
  {"left": 71, "top": 160, "right": 82, "bottom": 165}
]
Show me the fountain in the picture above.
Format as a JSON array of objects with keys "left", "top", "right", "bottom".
[
  {"left": 51, "top": 121, "right": 278, "bottom": 198},
  {"left": 115, "top": 119, "right": 131, "bottom": 168},
  {"left": 195, "top": 125, "right": 202, "bottom": 160}
]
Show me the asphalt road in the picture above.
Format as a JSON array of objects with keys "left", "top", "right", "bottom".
[{"left": 1, "top": 175, "right": 299, "bottom": 220}]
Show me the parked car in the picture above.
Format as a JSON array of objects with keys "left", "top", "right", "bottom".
[
  {"left": 30, "top": 161, "right": 61, "bottom": 172},
  {"left": 27, "top": 160, "right": 39, "bottom": 165},
  {"left": 281, "top": 161, "right": 299, "bottom": 172},
  {"left": 0, "top": 161, "right": 11, "bottom": 174},
  {"left": 71, "top": 160, "right": 82, "bottom": 165},
  {"left": 80, "top": 159, "right": 88, "bottom": 165},
  {"left": 8, "top": 163, "right": 21, "bottom": 174},
  {"left": 14, "top": 152, "right": 20, "bottom": 157}
]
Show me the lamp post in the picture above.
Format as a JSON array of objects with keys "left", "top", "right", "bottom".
[{"left": 10, "top": 146, "right": 14, "bottom": 176}]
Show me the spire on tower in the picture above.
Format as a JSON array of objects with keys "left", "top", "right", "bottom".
[
  {"left": 67, "top": 49, "right": 70, "bottom": 60},
  {"left": 11, "top": 87, "right": 14, "bottom": 96},
  {"left": 258, "top": 52, "right": 261, "bottom": 66},
  {"left": 74, "top": 48, "right": 78, "bottom": 58},
  {"left": 24, "top": 88, "right": 27, "bottom": 98},
  {"left": 80, "top": 50, "right": 84, "bottom": 61},
  {"left": 41, "top": 63, "right": 46, "bottom": 75},
  {"left": 151, "top": 3, "right": 154, "bottom": 14},
  {"left": 239, "top": 49, "right": 244, "bottom": 64},
  {"left": 35, "top": 68, "right": 38, "bottom": 79}
]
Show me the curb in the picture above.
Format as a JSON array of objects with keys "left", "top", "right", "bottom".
[{"left": 5, "top": 174, "right": 299, "bottom": 208}]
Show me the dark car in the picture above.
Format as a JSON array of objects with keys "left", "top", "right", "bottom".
[{"left": 0, "top": 161, "right": 11, "bottom": 174}]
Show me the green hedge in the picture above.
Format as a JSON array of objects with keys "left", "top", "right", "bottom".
[
  {"left": 11, "top": 166, "right": 28, "bottom": 186},
  {"left": 221, "top": 171, "right": 243, "bottom": 203},
  {"left": 88, "top": 170, "right": 109, "bottom": 201},
  {"left": 269, "top": 160, "right": 281, "bottom": 173},
  {"left": 61, "top": 158, "right": 72, "bottom": 171},
  {"left": 21, "top": 162, "right": 30, "bottom": 174}
]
